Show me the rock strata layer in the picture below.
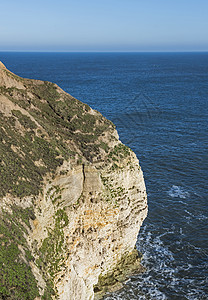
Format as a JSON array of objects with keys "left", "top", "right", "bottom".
[{"left": 0, "top": 62, "right": 148, "bottom": 299}]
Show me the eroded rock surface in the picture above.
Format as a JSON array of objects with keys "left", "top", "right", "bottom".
[{"left": 0, "top": 62, "right": 147, "bottom": 299}]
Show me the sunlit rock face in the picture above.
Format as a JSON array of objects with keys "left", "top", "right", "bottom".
[{"left": 0, "top": 62, "right": 147, "bottom": 300}]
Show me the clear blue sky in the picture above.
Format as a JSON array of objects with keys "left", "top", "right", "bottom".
[{"left": 0, "top": 0, "right": 208, "bottom": 52}]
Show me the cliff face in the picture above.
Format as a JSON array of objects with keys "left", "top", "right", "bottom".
[{"left": 0, "top": 62, "right": 147, "bottom": 299}]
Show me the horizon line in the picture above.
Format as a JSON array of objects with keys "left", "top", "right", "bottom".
[{"left": 0, "top": 50, "right": 208, "bottom": 53}]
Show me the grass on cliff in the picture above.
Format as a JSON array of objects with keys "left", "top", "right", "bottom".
[
  {"left": 37, "top": 208, "right": 69, "bottom": 277},
  {"left": 35, "top": 207, "right": 69, "bottom": 297},
  {"left": 0, "top": 80, "right": 115, "bottom": 198},
  {"left": 0, "top": 207, "right": 39, "bottom": 299},
  {"left": 0, "top": 112, "right": 63, "bottom": 198}
]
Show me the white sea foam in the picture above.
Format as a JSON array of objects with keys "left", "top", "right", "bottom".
[
  {"left": 185, "top": 210, "right": 208, "bottom": 220},
  {"left": 196, "top": 213, "right": 208, "bottom": 220},
  {"left": 104, "top": 223, "right": 207, "bottom": 299},
  {"left": 168, "top": 185, "right": 190, "bottom": 199}
]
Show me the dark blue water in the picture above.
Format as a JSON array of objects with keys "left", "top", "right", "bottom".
[{"left": 1, "top": 52, "right": 208, "bottom": 299}]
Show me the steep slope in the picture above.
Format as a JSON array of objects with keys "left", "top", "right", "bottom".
[{"left": 0, "top": 62, "right": 148, "bottom": 299}]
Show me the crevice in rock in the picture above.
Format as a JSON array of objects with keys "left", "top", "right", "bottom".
[{"left": 82, "top": 164, "right": 86, "bottom": 183}]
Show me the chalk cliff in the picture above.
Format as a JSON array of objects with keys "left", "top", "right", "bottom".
[{"left": 0, "top": 62, "right": 147, "bottom": 299}]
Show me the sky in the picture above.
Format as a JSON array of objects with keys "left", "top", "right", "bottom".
[{"left": 0, "top": 0, "right": 208, "bottom": 52}]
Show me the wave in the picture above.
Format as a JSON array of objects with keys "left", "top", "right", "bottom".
[
  {"left": 103, "top": 223, "right": 208, "bottom": 299},
  {"left": 185, "top": 210, "right": 208, "bottom": 221},
  {"left": 167, "top": 185, "right": 190, "bottom": 199}
]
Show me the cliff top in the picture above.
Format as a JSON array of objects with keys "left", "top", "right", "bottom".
[
  {"left": 0, "top": 62, "right": 130, "bottom": 199},
  {"left": 0, "top": 61, "right": 6, "bottom": 69}
]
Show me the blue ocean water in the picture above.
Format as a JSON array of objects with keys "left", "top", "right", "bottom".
[{"left": 1, "top": 52, "right": 208, "bottom": 299}]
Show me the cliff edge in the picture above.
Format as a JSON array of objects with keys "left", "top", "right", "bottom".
[{"left": 0, "top": 62, "right": 148, "bottom": 299}]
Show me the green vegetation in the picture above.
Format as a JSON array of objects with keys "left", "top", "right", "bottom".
[
  {"left": 36, "top": 208, "right": 69, "bottom": 294},
  {"left": 99, "top": 141, "right": 109, "bottom": 153},
  {"left": 0, "top": 77, "right": 115, "bottom": 198},
  {"left": 94, "top": 248, "right": 142, "bottom": 297},
  {"left": 108, "top": 144, "right": 130, "bottom": 161},
  {"left": 0, "top": 112, "right": 63, "bottom": 198},
  {"left": 12, "top": 110, "right": 37, "bottom": 129},
  {"left": 101, "top": 175, "right": 126, "bottom": 205},
  {"left": 0, "top": 207, "right": 39, "bottom": 299},
  {"left": 46, "top": 185, "right": 64, "bottom": 205},
  {"left": 30, "top": 81, "right": 60, "bottom": 102}
]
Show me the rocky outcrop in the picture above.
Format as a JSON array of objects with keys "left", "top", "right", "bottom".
[{"left": 0, "top": 62, "right": 147, "bottom": 299}]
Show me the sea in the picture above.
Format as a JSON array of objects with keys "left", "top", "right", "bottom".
[{"left": 0, "top": 52, "right": 207, "bottom": 300}]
